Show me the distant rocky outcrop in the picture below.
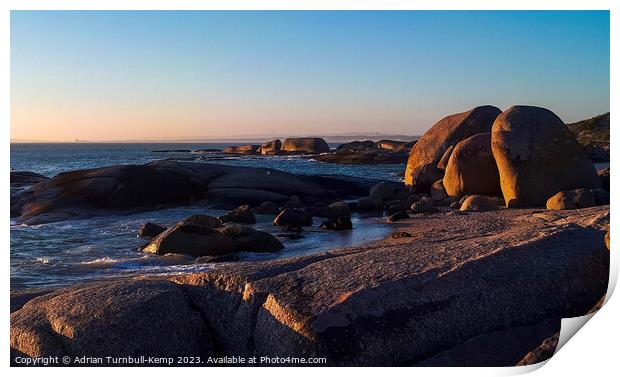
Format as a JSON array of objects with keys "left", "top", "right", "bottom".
[
  {"left": 11, "top": 206, "right": 609, "bottom": 366},
  {"left": 260, "top": 139, "right": 282, "bottom": 155},
  {"left": 10, "top": 161, "right": 373, "bottom": 225},
  {"left": 405, "top": 105, "right": 501, "bottom": 185},
  {"left": 281, "top": 138, "right": 330, "bottom": 154},
  {"left": 223, "top": 145, "right": 261, "bottom": 155},
  {"left": 317, "top": 139, "right": 415, "bottom": 165},
  {"left": 566, "top": 113, "right": 610, "bottom": 162},
  {"left": 492, "top": 106, "right": 600, "bottom": 207}
]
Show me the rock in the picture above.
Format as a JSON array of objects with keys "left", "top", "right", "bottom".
[
  {"left": 276, "top": 233, "right": 305, "bottom": 240},
  {"left": 253, "top": 201, "right": 281, "bottom": 215},
  {"left": 376, "top": 140, "right": 415, "bottom": 151},
  {"left": 12, "top": 161, "right": 368, "bottom": 224},
  {"left": 327, "top": 201, "right": 351, "bottom": 218},
  {"left": 151, "top": 149, "right": 191, "bottom": 153},
  {"left": 443, "top": 133, "right": 501, "bottom": 198},
  {"left": 491, "top": 106, "right": 600, "bottom": 207},
  {"left": 11, "top": 207, "right": 609, "bottom": 366},
  {"left": 222, "top": 145, "right": 260, "bottom": 154},
  {"left": 218, "top": 205, "right": 256, "bottom": 224},
  {"left": 284, "top": 195, "right": 303, "bottom": 208},
  {"left": 516, "top": 333, "right": 560, "bottom": 366},
  {"left": 430, "top": 179, "right": 447, "bottom": 200},
  {"left": 605, "top": 230, "right": 610, "bottom": 250},
  {"left": 436, "top": 145, "right": 454, "bottom": 170},
  {"left": 598, "top": 167, "right": 610, "bottom": 191},
  {"left": 192, "top": 148, "right": 221, "bottom": 154},
  {"left": 460, "top": 195, "right": 499, "bottom": 212},
  {"left": 281, "top": 138, "right": 330, "bottom": 154},
  {"left": 369, "top": 181, "right": 410, "bottom": 202},
  {"left": 405, "top": 105, "right": 502, "bottom": 185},
  {"left": 316, "top": 148, "right": 409, "bottom": 165},
  {"left": 273, "top": 208, "right": 313, "bottom": 227},
  {"left": 387, "top": 212, "right": 410, "bottom": 222},
  {"left": 218, "top": 226, "right": 284, "bottom": 252},
  {"left": 546, "top": 189, "right": 597, "bottom": 210},
  {"left": 260, "top": 139, "right": 282, "bottom": 155},
  {"left": 196, "top": 255, "right": 241, "bottom": 263},
  {"left": 183, "top": 214, "right": 223, "bottom": 229},
  {"left": 389, "top": 231, "right": 413, "bottom": 239},
  {"left": 137, "top": 222, "right": 167, "bottom": 238},
  {"left": 385, "top": 201, "right": 406, "bottom": 215},
  {"left": 409, "top": 163, "right": 443, "bottom": 193},
  {"left": 356, "top": 196, "right": 383, "bottom": 212},
  {"left": 142, "top": 221, "right": 237, "bottom": 257},
  {"left": 566, "top": 113, "right": 609, "bottom": 163},
  {"left": 10, "top": 171, "right": 48, "bottom": 190},
  {"left": 336, "top": 140, "right": 375, "bottom": 151},
  {"left": 320, "top": 216, "right": 353, "bottom": 231},
  {"left": 410, "top": 197, "right": 437, "bottom": 213}
]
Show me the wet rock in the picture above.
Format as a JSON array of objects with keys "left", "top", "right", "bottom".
[
  {"left": 137, "top": 222, "right": 167, "bottom": 238},
  {"left": 405, "top": 105, "right": 501, "bottom": 185},
  {"left": 142, "top": 221, "right": 236, "bottom": 257},
  {"left": 327, "top": 201, "right": 351, "bottom": 218},
  {"left": 336, "top": 140, "right": 375, "bottom": 151},
  {"left": 316, "top": 147, "right": 409, "bottom": 164},
  {"left": 491, "top": 106, "right": 600, "bottom": 207},
  {"left": 356, "top": 196, "right": 383, "bottom": 212},
  {"left": 253, "top": 201, "right": 281, "bottom": 215},
  {"left": 369, "top": 181, "right": 410, "bottom": 202},
  {"left": 389, "top": 231, "right": 413, "bottom": 239},
  {"left": 385, "top": 201, "right": 406, "bottom": 215},
  {"left": 183, "top": 214, "right": 223, "bottom": 229},
  {"left": 218, "top": 205, "right": 256, "bottom": 224},
  {"left": 10, "top": 171, "right": 49, "bottom": 190},
  {"left": 319, "top": 216, "right": 353, "bottom": 231},
  {"left": 443, "top": 133, "right": 501, "bottom": 198},
  {"left": 222, "top": 145, "right": 260, "bottom": 155},
  {"left": 284, "top": 195, "right": 303, "bottom": 208},
  {"left": 196, "top": 254, "right": 241, "bottom": 263},
  {"left": 219, "top": 226, "right": 284, "bottom": 252},
  {"left": 460, "top": 195, "right": 499, "bottom": 212},
  {"left": 281, "top": 138, "right": 330, "bottom": 154},
  {"left": 273, "top": 208, "right": 313, "bottom": 227},
  {"left": 276, "top": 233, "right": 306, "bottom": 240}
]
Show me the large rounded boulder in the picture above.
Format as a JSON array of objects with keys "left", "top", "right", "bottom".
[
  {"left": 405, "top": 105, "right": 501, "bottom": 185},
  {"left": 282, "top": 138, "right": 330, "bottom": 154},
  {"left": 491, "top": 106, "right": 600, "bottom": 207},
  {"left": 443, "top": 133, "right": 501, "bottom": 198},
  {"left": 260, "top": 139, "right": 282, "bottom": 155}
]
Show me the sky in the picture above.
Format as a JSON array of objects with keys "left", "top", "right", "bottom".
[{"left": 11, "top": 10, "right": 610, "bottom": 142}]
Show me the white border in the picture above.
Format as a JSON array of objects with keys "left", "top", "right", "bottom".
[{"left": 1, "top": 1, "right": 616, "bottom": 376}]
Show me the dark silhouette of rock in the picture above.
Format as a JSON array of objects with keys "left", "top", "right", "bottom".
[
  {"left": 546, "top": 189, "right": 598, "bottom": 210},
  {"left": 336, "top": 140, "right": 375, "bottom": 151},
  {"left": 183, "top": 214, "right": 223, "bottom": 228},
  {"left": 320, "top": 216, "right": 353, "bottom": 230},
  {"left": 598, "top": 167, "right": 610, "bottom": 191},
  {"left": 218, "top": 225, "right": 284, "bottom": 252},
  {"left": 137, "top": 222, "right": 167, "bottom": 238},
  {"left": 405, "top": 106, "right": 501, "bottom": 185},
  {"left": 443, "top": 133, "right": 501, "bottom": 198},
  {"left": 387, "top": 211, "right": 410, "bottom": 222},
  {"left": 326, "top": 201, "right": 351, "bottom": 218},
  {"left": 222, "top": 145, "right": 260, "bottom": 154},
  {"left": 492, "top": 106, "right": 600, "bottom": 207},
  {"left": 566, "top": 113, "right": 609, "bottom": 162},
  {"left": 409, "top": 163, "right": 443, "bottom": 193},
  {"left": 195, "top": 254, "right": 241, "bottom": 263},
  {"left": 281, "top": 138, "right": 330, "bottom": 154},
  {"left": 436, "top": 145, "right": 454, "bottom": 170},
  {"left": 356, "top": 196, "right": 383, "bottom": 212},
  {"left": 273, "top": 208, "right": 313, "bottom": 227},
  {"left": 369, "top": 181, "right": 410, "bottom": 202},
  {"left": 410, "top": 197, "right": 437, "bottom": 213},
  {"left": 516, "top": 333, "right": 559, "bottom": 366},
  {"left": 253, "top": 201, "right": 281, "bottom": 215},
  {"left": 219, "top": 205, "right": 256, "bottom": 224}
]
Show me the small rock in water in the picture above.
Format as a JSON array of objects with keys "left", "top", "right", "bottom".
[
  {"left": 184, "top": 214, "right": 223, "bottom": 229},
  {"left": 284, "top": 195, "right": 303, "bottom": 208},
  {"left": 387, "top": 211, "right": 410, "bottom": 222},
  {"left": 273, "top": 208, "right": 313, "bottom": 227},
  {"left": 137, "top": 222, "right": 167, "bottom": 238},
  {"left": 356, "top": 196, "right": 383, "bottom": 212},
  {"left": 253, "top": 201, "right": 281, "bottom": 215},
  {"left": 276, "top": 233, "right": 306, "bottom": 240},
  {"left": 320, "top": 216, "right": 353, "bottom": 231},
  {"left": 195, "top": 254, "right": 241, "bottom": 263},
  {"left": 219, "top": 205, "right": 256, "bottom": 224},
  {"left": 327, "top": 201, "right": 351, "bottom": 218}
]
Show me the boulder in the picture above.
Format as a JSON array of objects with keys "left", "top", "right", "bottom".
[
  {"left": 369, "top": 181, "right": 410, "bottom": 202},
  {"left": 222, "top": 145, "right": 260, "bottom": 154},
  {"left": 142, "top": 221, "right": 237, "bottom": 257},
  {"left": 260, "top": 139, "right": 282, "bottom": 155},
  {"left": 319, "top": 216, "right": 353, "bottom": 231},
  {"left": 218, "top": 205, "right": 256, "bottom": 224},
  {"left": 327, "top": 201, "right": 351, "bottom": 218},
  {"left": 430, "top": 180, "right": 447, "bottom": 201},
  {"left": 10, "top": 171, "right": 48, "bottom": 191},
  {"left": 598, "top": 167, "right": 610, "bottom": 191},
  {"left": 253, "top": 201, "right": 281, "bottom": 215},
  {"left": 409, "top": 163, "right": 443, "bottom": 193},
  {"left": 376, "top": 140, "right": 415, "bottom": 151},
  {"left": 356, "top": 196, "right": 383, "bottom": 212},
  {"left": 273, "top": 208, "right": 313, "bottom": 227},
  {"left": 491, "top": 106, "right": 600, "bottom": 207},
  {"left": 281, "top": 138, "right": 330, "bottom": 154},
  {"left": 195, "top": 254, "right": 241, "bottom": 263},
  {"left": 443, "top": 133, "right": 501, "bottom": 198},
  {"left": 218, "top": 226, "right": 284, "bottom": 252},
  {"left": 385, "top": 201, "right": 407, "bottom": 215},
  {"left": 546, "top": 189, "right": 597, "bottom": 210},
  {"left": 460, "top": 195, "right": 499, "bottom": 212},
  {"left": 436, "top": 145, "right": 454, "bottom": 170},
  {"left": 405, "top": 105, "right": 501, "bottom": 185},
  {"left": 410, "top": 197, "right": 437, "bottom": 213},
  {"left": 137, "top": 222, "right": 167, "bottom": 238},
  {"left": 387, "top": 212, "right": 410, "bottom": 222},
  {"left": 284, "top": 195, "right": 303, "bottom": 208},
  {"left": 316, "top": 148, "right": 409, "bottom": 164},
  {"left": 516, "top": 333, "right": 559, "bottom": 366},
  {"left": 183, "top": 214, "right": 223, "bottom": 229},
  {"left": 336, "top": 140, "right": 375, "bottom": 151},
  {"left": 566, "top": 113, "right": 609, "bottom": 163}
]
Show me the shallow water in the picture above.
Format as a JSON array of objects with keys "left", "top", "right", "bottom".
[{"left": 10, "top": 143, "right": 400, "bottom": 290}]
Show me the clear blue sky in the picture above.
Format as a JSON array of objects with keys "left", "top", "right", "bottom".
[{"left": 11, "top": 10, "right": 610, "bottom": 141}]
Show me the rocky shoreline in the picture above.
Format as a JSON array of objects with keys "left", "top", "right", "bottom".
[{"left": 10, "top": 105, "right": 611, "bottom": 366}]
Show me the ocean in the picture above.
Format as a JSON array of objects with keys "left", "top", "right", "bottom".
[{"left": 10, "top": 143, "right": 404, "bottom": 290}]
